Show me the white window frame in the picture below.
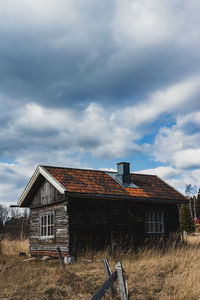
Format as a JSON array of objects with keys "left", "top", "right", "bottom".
[
  {"left": 39, "top": 211, "right": 55, "bottom": 239},
  {"left": 146, "top": 211, "right": 164, "bottom": 234}
]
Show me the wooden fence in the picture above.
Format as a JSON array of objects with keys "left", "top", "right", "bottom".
[
  {"left": 91, "top": 258, "right": 128, "bottom": 300},
  {"left": 57, "top": 247, "right": 129, "bottom": 300}
]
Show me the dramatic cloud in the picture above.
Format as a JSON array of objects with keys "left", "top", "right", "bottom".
[
  {"left": 153, "top": 112, "right": 200, "bottom": 170},
  {"left": 1, "top": 0, "right": 200, "bottom": 203},
  {"left": 113, "top": 76, "right": 200, "bottom": 129},
  {"left": 0, "top": 0, "right": 200, "bottom": 108}
]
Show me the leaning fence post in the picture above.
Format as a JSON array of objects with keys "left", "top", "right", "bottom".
[
  {"left": 57, "top": 247, "right": 65, "bottom": 270},
  {"left": 104, "top": 258, "right": 111, "bottom": 277},
  {"left": 103, "top": 258, "right": 116, "bottom": 297},
  {"left": 116, "top": 261, "right": 128, "bottom": 300}
]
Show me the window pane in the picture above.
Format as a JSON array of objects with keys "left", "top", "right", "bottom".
[
  {"left": 150, "top": 212, "right": 152, "bottom": 222},
  {"left": 51, "top": 214, "right": 54, "bottom": 225},
  {"left": 50, "top": 225, "right": 53, "bottom": 236},
  {"left": 159, "top": 212, "right": 161, "bottom": 222},
  {"left": 155, "top": 213, "right": 158, "bottom": 222},
  {"left": 40, "top": 213, "right": 54, "bottom": 237},
  {"left": 146, "top": 211, "right": 164, "bottom": 234}
]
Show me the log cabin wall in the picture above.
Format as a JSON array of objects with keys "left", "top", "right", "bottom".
[
  {"left": 68, "top": 198, "right": 180, "bottom": 254},
  {"left": 30, "top": 203, "right": 69, "bottom": 257},
  {"left": 29, "top": 179, "right": 69, "bottom": 257},
  {"left": 129, "top": 202, "right": 180, "bottom": 244},
  {"left": 68, "top": 198, "right": 111, "bottom": 254}
]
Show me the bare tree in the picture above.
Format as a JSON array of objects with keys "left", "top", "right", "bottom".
[
  {"left": 1, "top": 206, "right": 30, "bottom": 239},
  {"left": 185, "top": 184, "right": 198, "bottom": 220},
  {"left": 0, "top": 205, "right": 9, "bottom": 225}
]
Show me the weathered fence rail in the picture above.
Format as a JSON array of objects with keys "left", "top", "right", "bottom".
[
  {"left": 91, "top": 258, "right": 129, "bottom": 300},
  {"left": 91, "top": 270, "right": 117, "bottom": 300}
]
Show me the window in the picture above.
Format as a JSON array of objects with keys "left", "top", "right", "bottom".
[
  {"left": 40, "top": 212, "right": 54, "bottom": 238},
  {"left": 146, "top": 211, "right": 164, "bottom": 234}
]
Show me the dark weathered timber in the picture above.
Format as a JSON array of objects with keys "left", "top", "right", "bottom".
[
  {"left": 91, "top": 270, "right": 117, "bottom": 300},
  {"left": 68, "top": 197, "right": 180, "bottom": 254},
  {"left": 68, "top": 198, "right": 111, "bottom": 254},
  {"left": 31, "top": 178, "right": 63, "bottom": 208}
]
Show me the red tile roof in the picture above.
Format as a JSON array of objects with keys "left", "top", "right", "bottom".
[{"left": 43, "top": 166, "right": 186, "bottom": 202}]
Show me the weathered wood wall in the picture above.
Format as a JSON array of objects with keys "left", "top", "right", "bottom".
[
  {"left": 29, "top": 202, "right": 69, "bottom": 257},
  {"left": 31, "top": 178, "right": 63, "bottom": 207},
  {"left": 68, "top": 199, "right": 111, "bottom": 254},
  {"left": 68, "top": 198, "right": 180, "bottom": 254}
]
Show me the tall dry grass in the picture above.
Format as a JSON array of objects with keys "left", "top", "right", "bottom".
[
  {"left": 0, "top": 238, "right": 29, "bottom": 256},
  {"left": 1, "top": 236, "right": 200, "bottom": 299}
]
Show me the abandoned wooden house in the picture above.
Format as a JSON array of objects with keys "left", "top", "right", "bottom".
[{"left": 18, "top": 162, "right": 188, "bottom": 257}]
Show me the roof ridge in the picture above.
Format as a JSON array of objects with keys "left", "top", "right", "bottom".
[
  {"left": 42, "top": 165, "right": 159, "bottom": 177},
  {"left": 41, "top": 165, "right": 108, "bottom": 173},
  {"left": 131, "top": 173, "right": 157, "bottom": 177}
]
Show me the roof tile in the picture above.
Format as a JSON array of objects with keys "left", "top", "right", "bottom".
[{"left": 42, "top": 166, "right": 186, "bottom": 202}]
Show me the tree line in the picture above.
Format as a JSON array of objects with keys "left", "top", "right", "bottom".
[{"left": 0, "top": 204, "right": 29, "bottom": 239}]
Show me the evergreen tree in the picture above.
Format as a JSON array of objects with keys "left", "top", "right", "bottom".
[
  {"left": 180, "top": 204, "right": 195, "bottom": 233},
  {"left": 196, "top": 189, "right": 200, "bottom": 219}
]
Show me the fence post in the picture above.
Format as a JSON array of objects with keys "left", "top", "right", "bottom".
[
  {"left": 57, "top": 247, "right": 65, "bottom": 270},
  {"left": 116, "top": 262, "right": 128, "bottom": 300},
  {"left": 103, "top": 258, "right": 116, "bottom": 298},
  {"left": 104, "top": 258, "right": 111, "bottom": 277}
]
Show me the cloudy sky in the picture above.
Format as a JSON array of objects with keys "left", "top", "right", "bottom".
[{"left": 1, "top": 0, "right": 200, "bottom": 205}]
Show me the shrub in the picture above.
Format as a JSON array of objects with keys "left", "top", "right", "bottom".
[{"left": 180, "top": 204, "right": 195, "bottom": 234}]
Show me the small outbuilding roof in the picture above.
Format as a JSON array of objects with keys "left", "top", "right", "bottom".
[{"left": 18, "top": 165, "right": 188, "bottom": 207}]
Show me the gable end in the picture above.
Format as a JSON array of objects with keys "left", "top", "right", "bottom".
[{"left": 18, "top": 165, "right": 66, "bottom": 207}]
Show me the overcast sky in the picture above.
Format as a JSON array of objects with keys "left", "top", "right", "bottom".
[{"left": 1, "top": 0, "right": 200, "bottom": 205}]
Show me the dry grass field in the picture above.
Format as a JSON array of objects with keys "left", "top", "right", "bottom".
[{"left": 1, "top": 236, "right": 200, "bottom": 299}]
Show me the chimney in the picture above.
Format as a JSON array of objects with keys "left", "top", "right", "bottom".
[{"left": 116, "top": 162, "right": 131, "bottom": 184}]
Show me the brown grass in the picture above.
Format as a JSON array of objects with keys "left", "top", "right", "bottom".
[
  {"left": 0, "top": 238, "right": 29, "bottom": 256},
  {"left": 1, "top": 236, "right": 200, "bottom": 299}
]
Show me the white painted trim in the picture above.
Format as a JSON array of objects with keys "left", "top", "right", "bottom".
[
  {"left": 18, "top": 165, "right": 66, "bottom": 207},
  {"left": 39, "top": 166, "right": 66, "bottom": 194},
  {"left": 39, "top": 211, "right": 55, "bottom": 239},
  {"left": 18, "top": 166, "right": 40, "bottom": 207}
]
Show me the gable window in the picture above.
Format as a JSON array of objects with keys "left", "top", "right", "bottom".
[
  {"left": 40, "top": 212, "right": 54, "bottom": 239},
  {"left": 146, "top": 211, "right": 164, "bottom": 234}
]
